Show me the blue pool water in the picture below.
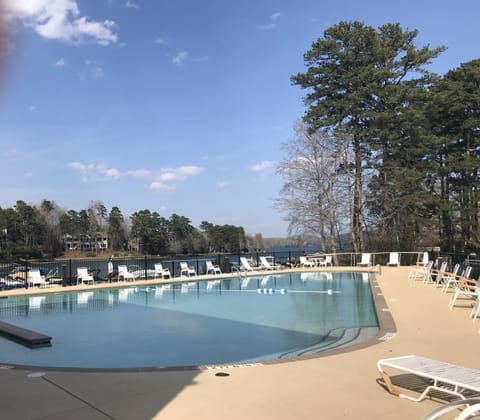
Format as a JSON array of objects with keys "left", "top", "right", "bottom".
[{"left": 0, "top": 271, "right": 378, "bottom": 369}]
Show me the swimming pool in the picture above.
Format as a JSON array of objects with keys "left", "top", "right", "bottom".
[{"left": 0, "top": 271, "right": 378, "bottom": 369}]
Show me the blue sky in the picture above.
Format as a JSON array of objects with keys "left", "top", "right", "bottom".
[{"left": 0, "top": 0, "right": 479, "bottom": 237}]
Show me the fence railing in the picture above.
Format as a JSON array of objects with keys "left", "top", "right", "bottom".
[{"left": 0, "top": 250, "right": 478, "bottom": 291}]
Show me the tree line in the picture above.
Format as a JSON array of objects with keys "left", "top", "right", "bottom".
[
  {"left": 0, "top": 199, "right": 253, "bottom": 260},
  {"left": 276, "top": 21, "right": 480, "bottom": 254}
]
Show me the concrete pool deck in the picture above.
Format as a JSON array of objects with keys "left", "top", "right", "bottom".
[{"left": 0, "top": 266, "right": 479, "bottom": 419}]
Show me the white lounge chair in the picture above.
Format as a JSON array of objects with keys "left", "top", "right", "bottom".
[
  {"left": 206, "top": 261, "right": 221, "bottom": 275},
  {"left": 387, "top": 252, "right": 400, "bottom": 266},
  {"left": 118, "top": 265, "right": 135, "bottom": 281},
  {"left": 259, "top": 256, "right": 280, "bottom": 271},
  {"left": 299, "top": 256, "right": 315, "bottom": 268},
  {"left": 179, "top": 262, "right": 196, "bottom": 277},
  {"left": 357, "top": 253, "right": 371, "bottom": 266},
  {"left": 77, "top": 267, "right": 94, "bottom": 285},
  {"left": 154, "top": 263, "right": 171, "bottom": 279},
  {"left": 240, "top": 257, "right": 255, "bottom": 272},
  {"left": 377, "top": 354, "right": 480, "bottom": 402}
]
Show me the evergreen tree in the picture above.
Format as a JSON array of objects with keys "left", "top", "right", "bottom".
[{"left": 291, "top": 21, "right": 445, "bottom": 251}]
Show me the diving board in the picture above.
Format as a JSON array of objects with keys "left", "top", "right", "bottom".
[{"left": 0, "top": 320, "right": 52, "bottom": 348}]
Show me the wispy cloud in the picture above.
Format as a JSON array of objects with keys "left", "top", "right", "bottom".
[
  {"left": 154, "top": 38, "right": 168, "bottom": 46},
  {"left": 192, "top": 55, "right": 210, "bottom": 63},
  {"left": 68, "top": 162, "right": 204, "bottom": 191},
  {"left": 125, "top": 1, "right": 139, "bottom": 9},
  {"left": 256, "top": 12, "right": 282, "bottom": 30},
  {"left": 172, "top": 51, "right": 188, "bottom": 66},
  {"left": 6, "top": 0, "right": 118, "bottom": 46},
  {"left": 55, "top": 57, "right": 66, "bottom": 67},
  {"left": 248, "top": 160, "right": 275, "bottom": 173},
  {"left": 0, "top": 149, "right": 22, "bottom": 159},
  {"left": 78, "top": 60, "right": 105, "bottom": 81}
]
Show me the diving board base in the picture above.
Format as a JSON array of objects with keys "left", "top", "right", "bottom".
[{"left": 0, "top": 321, "right": 52, "bottom": 348}]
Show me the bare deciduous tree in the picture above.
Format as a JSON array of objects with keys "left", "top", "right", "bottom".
[{"left": 275, "top": 122, "right": 352, "bottom": 253}]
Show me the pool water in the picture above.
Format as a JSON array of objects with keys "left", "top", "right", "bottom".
[{"left": 0, "top": 271, "right": 378, "bottom": 369}]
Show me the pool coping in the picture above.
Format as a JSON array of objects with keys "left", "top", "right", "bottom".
[{"left": 0, "top": 266, "right": 394, "bottom": 372}]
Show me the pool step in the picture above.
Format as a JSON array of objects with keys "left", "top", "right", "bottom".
[{"left": 279, "top": 327, "right": 363, "bottom": 359}]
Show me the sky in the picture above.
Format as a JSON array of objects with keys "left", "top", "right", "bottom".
[{"left": 0, "top": 0, "right": 479, "bottom": 237}]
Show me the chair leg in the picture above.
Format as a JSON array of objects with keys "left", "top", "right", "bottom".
[
  {"left": 471, "top": 300, "right": 480, "bottom": 322},
  {"left": 449, "top": 292, "right": 459, "bottom": 310}
]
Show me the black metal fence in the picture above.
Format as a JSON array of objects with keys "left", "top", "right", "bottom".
[{"left": 0, "top": 250, "right": 479, "bottom": 291}]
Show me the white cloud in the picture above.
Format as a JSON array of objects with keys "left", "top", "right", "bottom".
[
  {"left": 55, "top": 58, "right": 66, "bottom": 67},
  {"left": 68, "top": 162, "right": 121, "bottom": 181},
  {"left": 6, "top": 0, "right": 118, "bottom": 46},
  {"left": 0, "top": 149, "right": 21, "bottom": 158},
  {"left": 248, "top": 160, "right": 275, "bottom": 173},
  {"left": 256, "top": 12, "right": 282, "bottom": 30},
  {"left": 154, "top": 38, "right": 167, "bottom": 46},
  {"left": 68, "top": 162, "right": 204, "bottom": 190},
  {"left": 192, "top": 55, "right": 210, "bottom": 63},
  {"left": 125, "top": 1, "right": 139, "bottom": 9},
  {"left": 217, "top": 181, "right": 229, "bottom": 188},
  {"left": 78, "top": 60, "right": 105, "bottom": 81},
  {"left": 172, "top": 51, "right": 188, "bottom": 66},
  {"left": 93, "top": 67, "right": 104, "bottom": 79}
]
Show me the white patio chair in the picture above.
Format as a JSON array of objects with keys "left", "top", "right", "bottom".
[
  {"left": 449, "top": 273, "right": 478, "bottom": 310},
  {"left": 416, "top": 251, "right": 429, "bottom": 266},
  {"left": 318, "top": 255, "right": 333, "bottom": 267},
  {"left": 154, "top": 263, "right": 171, "bottom": 279},
  {"left": 357, "top": 253, "right": 371, "bottom": 266},
  {"left": 118, "top": 265, "right": 135, "bottom": 281},
  {"left": 179, "top": 262, "right": 196, "bottom": 277},
  {"left": 387, "top": 252, "right": 400, "bottom": 266},
  {"left": 431, "top": 261, "right": 448, "bottom": 286},
  {"left": 299, "top": 256, "right": 315, "bottom": 268},
  {"left": 409, "top": 260, "right": 433, "bottom": 282},
  {"left": 27, "top": 269, "right": 48, "bottom": 288},
  {"left": 76, "top": 267, "right": 94, "bottom": 285},
  {"left": 206, "top": 261, "right": 221, "bottom": 275},
  {"left": 440, "top": 263, "right": 462, "bottom": 292}
]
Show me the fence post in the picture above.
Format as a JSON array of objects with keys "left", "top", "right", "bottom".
[
  {"left": 144, "top": 255, "right": 148, "bottom": 280},
  {"left": 25, "top": 259, "right": 29, "bottom": 289}
]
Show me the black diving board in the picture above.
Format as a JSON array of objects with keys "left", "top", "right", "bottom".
[{"left": 0, "top": 321, "right": 52, "bottom": 348}]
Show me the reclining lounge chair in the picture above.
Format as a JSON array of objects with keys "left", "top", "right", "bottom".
[{"left": 377, "top": 354, "right": 480, "bottom": 402}]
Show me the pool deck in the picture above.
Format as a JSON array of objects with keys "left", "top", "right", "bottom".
[{"left": 0, "top": 266, "right": 479, "bottom": 419}]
